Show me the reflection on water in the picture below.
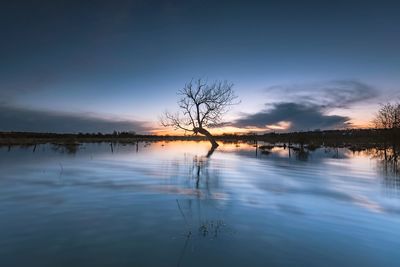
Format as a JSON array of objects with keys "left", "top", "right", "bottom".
[
  {"left": 0, "top": 141, "right": 400, "bottom": 267},
  {"left": 353, "top": 147, "right": 400, "bottom": 194}
]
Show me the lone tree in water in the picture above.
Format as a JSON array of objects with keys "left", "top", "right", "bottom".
[{"left": 161, "top": 79, "right": 238, "bottom": 148}]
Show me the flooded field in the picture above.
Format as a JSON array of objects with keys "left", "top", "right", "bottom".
[{"left": 0, "top": 141, "right": 399, "bottom": 267}]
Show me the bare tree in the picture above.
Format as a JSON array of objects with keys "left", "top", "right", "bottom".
[
  {"left": 374, "top": 102, "right": 400, "bottom": 157},
  {"left": 374, "top": 102, "right": 400, "bottom": 129},
  {"left": 161, "top": 79, "right": 238, "bottom": 148}
]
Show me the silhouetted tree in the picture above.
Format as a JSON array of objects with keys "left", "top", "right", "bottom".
[
  {"left": 374, "top": 102, "right": 400, "bottom": 129},
  {"left": 161, "top": 79, "right": 238, "bottom": 149},
  {"left": 374, "top": 102, "right": 400, "bottom": 154}
]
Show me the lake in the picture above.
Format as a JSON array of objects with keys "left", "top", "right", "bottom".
[{"left": 0, "top": 141, "right": 399, "bottom": 267}]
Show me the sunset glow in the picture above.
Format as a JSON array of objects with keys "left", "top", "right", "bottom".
[
  {"left": 0, "top": 1, "right": 398, "bottom": 134},
  {"left": 1, "top": 2, "right": 400, "bottom": 267}
]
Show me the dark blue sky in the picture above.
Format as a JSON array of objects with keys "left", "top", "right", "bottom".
[{"left": 1, "top": 0, "right": 399, "bottom": 133}]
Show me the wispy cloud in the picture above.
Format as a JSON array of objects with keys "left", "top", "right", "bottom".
[
  {"left": 267, "top": 80, "right": 378, "bottom": 108},
  {"left": 0, "top": 104, "right": 150, "bottom": 133}
]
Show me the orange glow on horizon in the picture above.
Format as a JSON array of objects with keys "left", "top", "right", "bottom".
[{"left": 149, "top": 117, "right": 373, "bottom": 135}]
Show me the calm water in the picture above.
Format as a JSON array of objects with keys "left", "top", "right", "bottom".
[{"left": 0, "top": 141, "right": 399, "bottom": 267}]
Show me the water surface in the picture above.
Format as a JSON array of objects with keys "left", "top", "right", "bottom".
[{"left": 0, "top": 141, "right": 399, "bottom": 267}]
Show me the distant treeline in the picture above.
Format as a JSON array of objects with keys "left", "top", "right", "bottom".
[
  {"left": 0, "top": 128, "right": 399, "bottom": 148},
  {"left": 220, "top": 128, "right": 400, "bottom": 147},
  {"left": 0, "top": 131, "right": 205, "bottom": 146}
]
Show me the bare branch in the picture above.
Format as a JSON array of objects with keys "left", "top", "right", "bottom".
[
  {"left": 160, "top": 78, "right": 239, "bottom": 147},
  {"left": 373, "top": 102, "right": 400, "bottom": 129}
]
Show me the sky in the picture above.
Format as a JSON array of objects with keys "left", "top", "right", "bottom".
[{"left": 1, "top": 0, "right": 399, "bottom": 134}]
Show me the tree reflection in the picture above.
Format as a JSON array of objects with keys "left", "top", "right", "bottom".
[
  {"left": 176, "top": 153, "right": 230, "bottom": 266},
  {"left": 190, "top": 154, "right": 214, "bottom": 194},
  {"left": 291, "top": 147, "right": 310, "bottom": 161},
  {"left": 365, "top": 147, "right": 399, "bottom": 191}
]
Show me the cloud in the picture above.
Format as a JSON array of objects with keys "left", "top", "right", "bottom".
[
  {"left": 0, "top": 104, "right": 149, "bottom": 133},
  {"left": 230, "top": 80, "right": 377, "bottom": 132},
  {"left": 267, "top": 80, "right": 378, "bottom": 108},
  {"left": 233, "top": 102, "right": 350, "bottom": 131}
]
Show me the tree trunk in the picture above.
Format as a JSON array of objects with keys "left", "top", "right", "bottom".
[{"left": 194, "top": 127, "right": 219, "bottom": 148}]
